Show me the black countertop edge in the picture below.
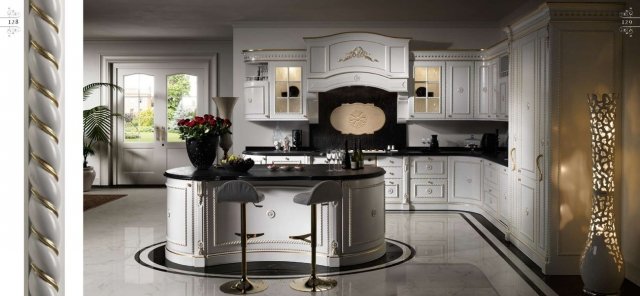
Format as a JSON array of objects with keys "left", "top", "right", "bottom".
[
  {"left": 165, "top": 165, "right": 386, "bottom": 181},
  {"left": 242, "top": 147, "right": 508, "bottom": 167}
]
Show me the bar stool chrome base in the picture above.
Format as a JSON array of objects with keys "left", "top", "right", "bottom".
[
  {"left": 290, "top": 276, "right": 337, "bottom": 292},
  {"left": 220, "top": 278, "right": 268, "bottom": 295}
]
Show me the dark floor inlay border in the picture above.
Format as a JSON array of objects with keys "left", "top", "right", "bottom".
[{"left": 135, "top": 238, "right": 415, "bottom": 279}]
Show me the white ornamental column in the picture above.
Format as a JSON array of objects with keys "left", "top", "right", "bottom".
[{"left": 27, "top": 0, "right": 63, "bottom": 295}]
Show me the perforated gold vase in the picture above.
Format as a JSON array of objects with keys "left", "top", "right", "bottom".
[{"left": 580, "top": 94, "right": 624, "bottom": 295}]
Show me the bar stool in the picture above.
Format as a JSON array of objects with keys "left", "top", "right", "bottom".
[
  {"left": 289, "top": 180, "right": 342, "bottom": 292},
  {"left": 217, "top": 180, "right": 268, "bottom": 294}
]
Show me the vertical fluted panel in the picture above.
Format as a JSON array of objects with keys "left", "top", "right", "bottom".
[{"left": 27, "top": 0, "right": 62, "bottom": 295}]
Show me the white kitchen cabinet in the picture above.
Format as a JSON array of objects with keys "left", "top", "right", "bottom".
[
  {"left": 165, "top": 178, "right": 195, "bottom": 255},
  {"left": 445, "top": 61, "right": 474, "bottom": 119},
  {"left": 409, "top": 61, "right": 446, "bottom": 119},
  {"left": 243, "top": 80, "right": 270, "bottom": 120},
  {"left": 448, "top": 157, "right": 482, "bottom": 204},
  {"left": 515, "top": 176, "right": 537, "bottom": 246},
  {"left": 498, "top": 166, "right": 510, "bottom": 225},
  {"left": 474, "top": 60, "right": 493, "bottom": 119},
  {"left": 384, "top": 179, "right": 404, "bottom": 204},
  {"left": 266, "top": 155, "right": 309, "bottom": 164},
  {"left": 377, "top": 156, "right": 406, "bottom": 204},
  {"left": 269, "top": 61, "right": 307, "bottom": 120},
  {"left": 410, "top": 178, "right": 448, "bottom": 203},
  {"left": 410, "top": 156, "right": 447, "bottom": 178}
]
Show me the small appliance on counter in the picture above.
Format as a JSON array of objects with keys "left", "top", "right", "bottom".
[
  {"left": 481, "top": 130, "right": 499, "bottom": 155},
  {"left": 429, "top": 135, "right": 439, "bottom": 152},
  {"left": 292, "top": 129, "right": 302, "bottom": 148},
  {"left": 464, "top": 135, "right": 480, "bottom": 151}
]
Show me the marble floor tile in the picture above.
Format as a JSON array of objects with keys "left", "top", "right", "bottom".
[{"left": 84, "top": 188, "right": 554, "bottom": 296}]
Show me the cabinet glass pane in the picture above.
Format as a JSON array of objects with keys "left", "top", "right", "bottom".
[
  {"left": 427, "top": 67, "right": 440, "bottom": 81},
  {"left": 275, "top": 81, "right": 288, "bottom": 98},
  {"left": 414, "top": 82, "right": 426, "bottom": 97},
  {"left": 414, "top": 98, "right": 426, "bottom": 113},
  {"left": 288, "top": 67, "right": 301, "bottom": 82},
  {"left": 289, "top": 98, "right": 301, "bottom": 113},
  {"left": 414, "top": 67, "right": 427, "bottom": 81},
  {"left": 426, "top": 98, "right": 440, "bottom": 113},
  {"left": 427, "top": 82, "right": 440, "bottom": 98},
  {"left": 275, "top": 98, "right": 287, "bottom": 113},
  {"left": 123, "top": 74, "right": 154, "bottom": 143},
  {"left": 167, "top": 74, "right": 197, "bottom": 142},
  {"left": 275, "top": 67, "right": 288, "bottom": 81}
]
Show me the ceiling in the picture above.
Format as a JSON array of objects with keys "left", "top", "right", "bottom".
[{"left": 84, "top": 0, "right": 541, "bottom": 40}]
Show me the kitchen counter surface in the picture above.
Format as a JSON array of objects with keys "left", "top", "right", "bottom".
[
  {"left": 243, "top": 147, "right": 509, "bottom": 167},
  {"left": 165, "top": 164, "right": 386, "bottom": 181}
]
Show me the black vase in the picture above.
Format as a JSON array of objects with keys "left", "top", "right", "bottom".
[{"left": 186, "top": 136, "right": 219, "bottom": 170}]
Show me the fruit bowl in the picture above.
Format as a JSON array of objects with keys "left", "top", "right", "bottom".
[{"left": 221, "top": 155, "right": 254, "bottom": 172}]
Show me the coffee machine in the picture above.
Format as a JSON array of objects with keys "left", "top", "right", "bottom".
[
  {"left": 292, "top": 129, "right": 302, "bottom": 149},
  {"left": 481, "top": 129, "right": 499, "bottom": 155}
]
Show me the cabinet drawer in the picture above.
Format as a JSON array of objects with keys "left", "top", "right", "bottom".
[
  {"left": 384, "top": 179, "right": 404, "bottom": 203},
  {"left": 266, "top": 156, "right": 308, "bottom": 164},
  {"left": 363, "top": 155, "right": 377, "bottom": 166},
  {"left": 483, "top": 188, "right": 499, "bottom": 213},
  {"left": 377, "top": 156, "right": 402, "bottom": 167},
  {"left": 382, "top": 166, "right": 403, "bottom": 179},
  {"left": 410, "top": 179, "right": 447, "bottom": 203},
  {"left": 411, "top": 156, "right": 447, "bottom": 178},
  {"left": 483, "top": 161, "right": 499, "bottom": 185}
]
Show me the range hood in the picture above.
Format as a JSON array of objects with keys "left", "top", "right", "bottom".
[{"left": 303, "top": 32, "right": 410, "bottom": 93}]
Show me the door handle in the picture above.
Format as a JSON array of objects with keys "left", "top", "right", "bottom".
[
  {"left": 155, "top": 126, "right": 160, "bottom": 141},
  {"left": 536, "top": 154, "right": 543, "bottom": 182},
  {"left": 510, "top": 148, "right": 516, "bottom": 171}
]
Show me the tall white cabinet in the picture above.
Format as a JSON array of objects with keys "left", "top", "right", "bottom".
[{"left": 506, "top": 2, "right": 623, "bottom": 274}]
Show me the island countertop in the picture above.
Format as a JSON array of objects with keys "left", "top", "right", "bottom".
[{"left": 164, "top": 164, "right": 385, "bottom": 181}]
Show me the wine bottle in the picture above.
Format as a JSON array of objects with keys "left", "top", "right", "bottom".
[
  {"left": 342, "top": 139, "right": 351, "bottom": 169},
  {"left": 358, "top": 140, "right": 364, "bottom": 168},
  {"left": 351, "top": 141, "right": 359, "bottom": 170}
]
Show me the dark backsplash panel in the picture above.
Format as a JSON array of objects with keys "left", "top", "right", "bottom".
[{"left": 310, "top": 86, "right": 407, "bottom": 151}]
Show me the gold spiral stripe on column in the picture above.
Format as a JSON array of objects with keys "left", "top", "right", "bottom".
[
  {"left": 30, "top": 113, "right": 59, "bottom": 143},
  {"left": 29, "top": 2, "right": 59, "bottom": 33},
  {"left": 30, "top": 187, "right": 59, "bottom": 217},
  {"left": 30, "top": 263, "right": 59, "bottom": 291},
  {"left": 29, "top": 225, "right": 59, "bottom": 255},
  {"left": 30, "top": 39, "right": 59, "bottom": 69},
  {"left": 30, "top": 153, "right": 59, "bottom": 181},
  {"left": 30, "top": 78, "right": 59, "bottom": 108}
]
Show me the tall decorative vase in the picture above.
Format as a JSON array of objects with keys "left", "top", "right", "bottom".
[
  {"left": 580, "top": 93, "right": 624, "bottom": 295},
  {"left": 212, "top": 97, "right": 238, "bottom": 160}
]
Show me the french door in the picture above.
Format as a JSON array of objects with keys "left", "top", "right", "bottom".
[{"left": 113, "top": 62, "right": 208, "bottom": 184}]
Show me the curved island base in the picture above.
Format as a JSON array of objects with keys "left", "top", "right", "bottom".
[{"left": 164, "top": 165, "right": 386, "bottom": 268}]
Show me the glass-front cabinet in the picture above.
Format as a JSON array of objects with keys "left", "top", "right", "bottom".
[
  {"left": 269, "top": 61, "right": 306, "bottom": 120},
  {"left": 410, "top": 61, "right": 445, "bottom": 119}
]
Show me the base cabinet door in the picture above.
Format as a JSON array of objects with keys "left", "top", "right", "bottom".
[
  {"left": 410, "top": 179, "right": 447, "bottom": 203},
  {"left": 516, "top": 176, "right": 537, "bottom": 246},
  {"left": 448, "top": 157, "right": 482, "bottom": 204},
  {"left": 384, "top": 179, "right": 404, "bottom": 204},
  {"left": 165, "top": 179, "right": 194, "bottom": 254},
  {"left": 341, "top": 178, "right": 386, "bottom": 254},
  {"left": 498, "top": 167, "right": 510, "bottom": 224}
]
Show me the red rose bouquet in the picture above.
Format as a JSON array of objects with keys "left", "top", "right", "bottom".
[{"left": 176, "top": 114, "right": 232, "bottom": 140}]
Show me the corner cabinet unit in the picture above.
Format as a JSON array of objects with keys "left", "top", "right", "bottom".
[{"left": 242, "top": 50, "right": 308, "bottom": 121}]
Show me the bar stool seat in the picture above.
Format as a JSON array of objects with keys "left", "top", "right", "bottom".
[
  {"left": 217, "top": 180, "right": 268, "bottom": 295},
  {"left": 289, "top": 180, "right": 342, "bottom": 292}
]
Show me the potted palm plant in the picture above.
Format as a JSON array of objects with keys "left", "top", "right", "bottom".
[{"left": 83, "top": 82, "right": 123, "bottom": 191}]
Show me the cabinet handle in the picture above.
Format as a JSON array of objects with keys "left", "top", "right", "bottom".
[
  {"left": 389, "top": 181, "right": 395, "bottom": 184},
  {"left": 248, "top": 97, "right": 253, "bottom": 103},
  {"left": 427, "top": 188, "right": 433, "bottom": 194},
  {"left": 510, "top": 148, "right": 516, "bottom": 171},
  {"left": 525, "top": 208, "right": 530, "bottom": 216},
  {"left": 161, "top": 126, "right": 166, "bottom": 142},
  {"left": 266, "top": 114, "right": 270, "bottom": 118},
  {"left": 466, "top": 178, "right": 472, "bottom": 183},
  {"left": 448, "top": 114, "right": 452, "bottom": 118},
  {"left": 155, "top": 126, "right": 160, "bottom": 141},
  {"left": 390, "top": 172, "right": 394, "bottom": 176},
  {"left": 285, "top": 157, "right": 290, "bottom": 160},
  {"left": 536, "top": 154, "right": 543, "bottom": 182}
]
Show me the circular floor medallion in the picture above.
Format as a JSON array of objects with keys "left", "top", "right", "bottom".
[{"left": 135, "top": 239, "right": 415, "bottom": 279}]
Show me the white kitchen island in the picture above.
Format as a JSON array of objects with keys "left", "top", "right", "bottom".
[{"left": 163, "top": 164, "right": 386, "bottom": 268}]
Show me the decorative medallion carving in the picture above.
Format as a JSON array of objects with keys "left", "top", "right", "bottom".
[
  {"left": 330, "top": 103, "right": 385, "bottom": 135},
  {"left": 339, "top": 46, "right": 379, "bottom": 63}
]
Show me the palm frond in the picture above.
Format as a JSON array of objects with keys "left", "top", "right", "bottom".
[
  {"left": 83, "top": 82, "right": 124, "bottom": 101},
  {"left": 84, "top": 106, "right": 119, "bottom": 143}
]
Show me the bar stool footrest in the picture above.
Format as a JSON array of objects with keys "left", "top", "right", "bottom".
[
  {"left": 289, "top": 233, "right": 312, "bottom": 243},
  {"left": 234, "top": 232, "right": 264, "bottom": 239}
]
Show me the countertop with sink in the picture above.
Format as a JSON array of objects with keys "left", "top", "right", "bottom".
[{"left": 243, "top": 146, "right": 509, "bottom": 166}]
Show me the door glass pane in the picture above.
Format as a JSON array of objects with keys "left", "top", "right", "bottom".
[
  {"left": 167, "top": 74, "right": 198, "bottom": 142},
  {"left": 123, "top": 74, "right": 154, "bottom": 143}
]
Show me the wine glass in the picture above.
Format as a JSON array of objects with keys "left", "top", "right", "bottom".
[
  {"left": 326, "top": 149, "right": 333, "bottom": 171},
  {"left": 330, "top": 149, "right": 337, "bottom": 171},
  {"left": 335, "top": 150, "right": 344, "bottom": 171}
]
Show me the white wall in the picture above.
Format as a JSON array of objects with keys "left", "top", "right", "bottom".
[
  {"left": 232, "top": 26, "right": 505, "bottom": 153},
  {"left": 622, "top": 0, "right": 640, "bottom": 286},
  {"left": 407, "top": 121, "right": 508, "bottom": 148},
  {"left": 83, "top": 40, "right": 233, "bottom": 185}
]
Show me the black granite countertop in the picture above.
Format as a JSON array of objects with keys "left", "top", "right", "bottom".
[
  {"left": 243, "top": 147, "right": 509, "bottom": 167},
  {"left": 165, "top": 164, "right": 386, "bottom": 181}
]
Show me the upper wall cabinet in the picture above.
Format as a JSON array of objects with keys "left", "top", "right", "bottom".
[
  {"left": 409, "top": 61, "right": 445, "bottom": 119},
  {"left": 242, "top": 50, "right": 307, "bottom": 121},
  {"left": 446, "top": 61, "right": 474, "bottom": 119},
  {"left": 304, "top": 32, "right": 410, "bottom": 92}
]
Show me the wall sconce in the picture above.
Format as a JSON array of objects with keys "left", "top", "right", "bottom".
[{"left": 580, "top": 93, "right": 624, "bottom": 295}]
